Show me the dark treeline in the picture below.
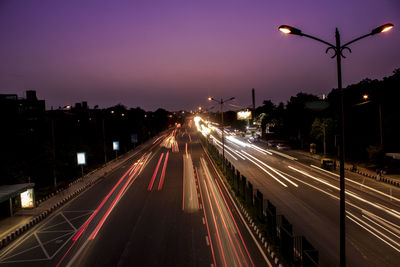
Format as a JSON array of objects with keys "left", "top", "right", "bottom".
[
  {"left": 0, "top": 95, "right": 183, "bottom": 195},
  {"left": 222, "top": 69, "right": 400, "bottom": 171}
]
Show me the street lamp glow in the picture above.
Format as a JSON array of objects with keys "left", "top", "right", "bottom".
[
  {"left": 381, "top": 24, "right": 393, "bottom": 32},
  {"left": 362, "top": 94, "right": 369, "bottom": 100},
  {"left": 371, "top": 23, "right": 394, "bottom": 35},
  {"left": 208, "top": 97, "right": 212, "bottom": 101},
  {"left": 279, "top": 27, "right": 291, "bottom": 34},
  {"left": 278, "top": 25, "right": 302, "bottom": 35}
]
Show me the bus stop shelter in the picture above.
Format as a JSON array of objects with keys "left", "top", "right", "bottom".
[{"left": 0, "top": 183, "right": 35, "bottom": 217}]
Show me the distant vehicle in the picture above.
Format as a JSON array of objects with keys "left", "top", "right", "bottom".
[
  {"left": 248, "top": 136, "right": 259, "bottom": 142},
  {"left": 266, "top": 140, "right": 279, "bottom": 147},
  {"left": 321, "top": 158, "right": 336, "bottom": 170},
  {"left": 276, "top": 143, "right": 290, "bottom": 150}
]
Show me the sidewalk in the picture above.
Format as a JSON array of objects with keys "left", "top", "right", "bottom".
[{"left": 0, "top": 146, "right": 142, "bottom": 250}]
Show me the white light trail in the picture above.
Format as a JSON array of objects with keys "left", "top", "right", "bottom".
[{"left": 242, "top": 151, "right": 298, "bottom": 187}]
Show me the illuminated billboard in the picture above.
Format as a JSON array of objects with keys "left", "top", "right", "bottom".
[
  {"left": 20, "top": 188, "right": 34, "bottom": 208},
  {"left": 237, "top": 110, "right": 252, "bottom": 120},
  {"left": 77, "top": 152, "right": 86, "bottom": 165}
]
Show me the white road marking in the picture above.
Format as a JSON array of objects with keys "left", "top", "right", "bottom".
[
  {"left": 60, "top": 212, "right": 77, "bottom": 231},
  {"left": 34, "top": 233, "right": 50, "bottom": 259}
]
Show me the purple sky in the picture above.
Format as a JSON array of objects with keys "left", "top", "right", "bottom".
[{"left": 0, "top": 0, "right": 399, "bottom": 111}]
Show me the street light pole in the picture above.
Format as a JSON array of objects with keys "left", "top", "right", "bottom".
[
  {"left": 335, "top": 28, "right": 346, "bottom": 267},
  {"left": 278, "top": 23, "right": 393, "bottom": 267},
  {"left": 208, "top": 96, "right": 235, "bottom": 160}
]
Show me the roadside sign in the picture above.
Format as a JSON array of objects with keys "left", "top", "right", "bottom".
[
  {"left": 77, "top": 152, "right": 86, "bottom": 165},
  {"left": 113, "top": 141, "right": 119, "bottom": 151}
]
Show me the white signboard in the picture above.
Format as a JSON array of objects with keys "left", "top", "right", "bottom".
[
  {"left": 77, "top": 152, "right": 86, "bottom": 165},
  {"left": 113, "top": 141, "right": 119, "bottom": 151}
]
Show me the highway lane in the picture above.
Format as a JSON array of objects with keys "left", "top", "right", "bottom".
[
  {"left": 0, "top": 125, "right": 269, "bottom": 267},
  {"left": 196, "top": 117, "right": 400, "bottom": 266}
]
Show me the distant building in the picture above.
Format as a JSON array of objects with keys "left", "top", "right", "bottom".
[{"left": 0, "top": 90, "right": 45, "bottom": 118}]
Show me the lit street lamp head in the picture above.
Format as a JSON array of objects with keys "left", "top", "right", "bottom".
[
  {"left": 371, "top": 23, "right": 394, "bottom": 35},
  {"left": 278, "top": 25, "right": 302, "bottom": 36}
]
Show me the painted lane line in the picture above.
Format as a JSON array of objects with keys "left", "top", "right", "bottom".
[
  {"left": 148, "top": 153, "right": 164, "bottom": 191},
  {"left": 196, "top": 166, "right": 217, "bottom": 267},
  {"left": 206, "top": 236, "right": 210, "bottom": 246},
  {"left": 1, "top": 231, "right": 75, "bottom": 263},
  {"left": 158, "top": 151, "right": 170, "bottom": 190},
  {"left": 34, "top": 233, "right": 50, "bottom": 259},
  {"left": 60, "top": 212, "right": 77, "bottom": 231}
]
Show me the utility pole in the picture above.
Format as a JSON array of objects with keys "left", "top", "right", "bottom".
[
  {"left": 102, "top": 118, "right": 107, "bottom": 163},
  {"left": 51, "top": 119, "right": 57, "bottom": 189}
]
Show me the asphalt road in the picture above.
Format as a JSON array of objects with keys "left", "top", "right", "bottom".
[
  {"left": 200, "top": 121, "right": 400, "bottom": 267},
  {"left": 0, "top": 124, "right": 269, "bottom": 267}
]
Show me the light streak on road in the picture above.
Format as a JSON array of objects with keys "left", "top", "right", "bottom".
[
  {"left": 89, "top": 156, "right": 145, "bottom": 240},
  {"left": 213, "top": 141, "right": 238, "bottom": 161},
  {"left": 57, "top": 155, "right": 146, "bottom": 267},
  {"left": 347, "top": 211, "right": 400, "bottom": 253},
  {"left": 288, "top": 164, "right": 400, "bottom": 252},
  {"left": 157, "top": 151, "right": 170, "bottom": 190},
  {"left": 211, "top": 135, "right": 245, "bottom": 160},
  {"left": 289, "top": 165, "right": 400, "bottom": 219},
  {"left": 241, "top": 151, "right": 298, "bottom": 187},
  {"left": 199, "top": 161, "right": 228, "bottom": 267},
  {"left": 311, "top": 164, "right": 400, "bottom": 203},
  {"left": 226, "top": 136, "right": 250, "bottom": 148},
  {"left": 362, "top": 214, "right": 400, "bottom": 240},
  {"left": 238, "top": 152, "right": 287, "bottom": 187},
  {"left": 288, "top": 166, "right": 336, "bottom": 190},
  {"left": 195, "top": 166, "right": 217, "bottom": 267},
  {"left": 201, "top": 156, "right": 258, "bottom": 266},
  {"left": 249, "top": 144, "right": 272, "bottom": 155},
  {"left": 206, "top": 158, "right": 256, "bottom": 267},
  {"left": 148, "top": 153, "right": 164, "bottom": 191}
]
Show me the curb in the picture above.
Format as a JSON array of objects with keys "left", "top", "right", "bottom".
[{"left": 342, "top": 166, "right": 400, "bottom": 188}]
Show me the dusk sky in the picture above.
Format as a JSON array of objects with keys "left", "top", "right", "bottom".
[{"left": 0, "top": 0, "right": 399, "bottom": 111}]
